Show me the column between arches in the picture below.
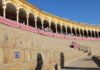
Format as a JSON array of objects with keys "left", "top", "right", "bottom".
[
  {"left": 26, "top": 12, "right": 29, "bottom": 26},
  {"left": 65, "top": 26, "right": 67, "bottom": 35},
  {"left": 41, "top": 19, "right": 44, "bottom": 30},
  {"left": 16, "top": 8, "right": 19, "bottom": 23},
  {"left": 34, "top": 16, "right": 37, "bottom": 28},
  {"left": 2, "top": 4, "right": 6, "bottom": 18}
]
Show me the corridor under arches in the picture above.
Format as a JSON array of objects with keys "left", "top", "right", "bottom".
[
  {"left": 19, "top": 8, "right": 27, "bottom": 25},
  {"left": 29, "top": 13, "right": 35, "bottom": 27},
  {"left": 84, "top": 30, "right": 88, "bottom": 37},
  {"left": 43, "top": 20, "right": 49, "bottom": 31},
  {"left": 0, "top": 0, "right": 3, "bottom": 16},
  {"left": 92, "top": 31, "right": 95, "bottom": 37},
  {"left": 37, "top": 17, "right": 42, "bottom": 29},
  {"left": 88, "top": 30, "right": 92, "bottom": 37},
  {"left": 80, "top": 29, "right": 83, "bottom": 37},
  {"left": 76, "top": 28, "right": 80, "bottom": 36},
  {"left": 57, "top": 24, "right": 61, "bottom": 34},
  {"left": 95, "top": 31, "right": 98, "bottom": 38},
  {"left": 72, "top": 27, "right": 76, "bottom": 36},
  {"left": 62, "top": 25, "right": 66, "bottom": 35},
  {"left": 67, "top": 26, "right": 71, "bottom": 35},
  {"left": 6, "top": 3, "right": 16, "bottom": 21},
  {"left": 51, "top": 22, "right": 56, "bottom": 33}
]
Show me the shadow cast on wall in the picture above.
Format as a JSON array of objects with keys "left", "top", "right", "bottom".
[
  {"left": 35, "top": 53, "right": 43, "bottom": 70},
  {"left": 60, "top": 52, "right": 64, "bottom": 68},
  {"left": 34, "top": 52, "right": 100, "bottom": 70},
  {"left": 35, "top": 53, "right": 59, "bottom": 70},
  {"left": 55, "top": 64, "right": 58, "bottom": 70}
]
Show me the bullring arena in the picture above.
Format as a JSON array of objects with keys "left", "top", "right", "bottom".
[{"left": 0, "top": 0, "right": 100, "bottom": 70}]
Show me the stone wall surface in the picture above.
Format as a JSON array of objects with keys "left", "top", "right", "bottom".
[{"left": 0, "top": 23, "right": 100, "bottom": 70}]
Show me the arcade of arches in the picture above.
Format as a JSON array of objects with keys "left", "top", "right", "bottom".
[{"left": 0, "top": 0, "right": 100, "bottom": 38}]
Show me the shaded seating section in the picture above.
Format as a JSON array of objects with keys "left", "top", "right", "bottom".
[{"left": 0, "top": 16, "right": 100, "bottom": 41}]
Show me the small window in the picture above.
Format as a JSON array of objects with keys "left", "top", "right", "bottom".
[{"left": 15, "top": 52, "right": 20, "bottom": 58}]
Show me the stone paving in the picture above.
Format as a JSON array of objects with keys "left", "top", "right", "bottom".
[{"left": 62, "top": 56, "right": 100, "bottom": 70}]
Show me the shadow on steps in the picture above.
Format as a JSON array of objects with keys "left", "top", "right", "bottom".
[
  {"left": 61, "top": 54, "right": 100, "bottom": 70},
  {"left": 62, "top": 67, "right": 100, "bottom": 70},
  {"left": 92, "top": 56, "right": 100, "bottom": 67}
]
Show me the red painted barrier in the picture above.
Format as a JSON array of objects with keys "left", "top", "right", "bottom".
[
  {"left": 38, "top": 30, "right": 53, "bottom": 37},
  {"left": 0, "top": 16, "right": 100, "bottom": 41},
  {"left": 20, "top": 24, "right": 38, "bottom": 33},
  {"left": 0, "top": 16, "right": 19, "bottom": 27}
]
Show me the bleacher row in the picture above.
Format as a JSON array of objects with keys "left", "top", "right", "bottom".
[{"left": 0, "top": 16, "right": 100, "bottom": 41}]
